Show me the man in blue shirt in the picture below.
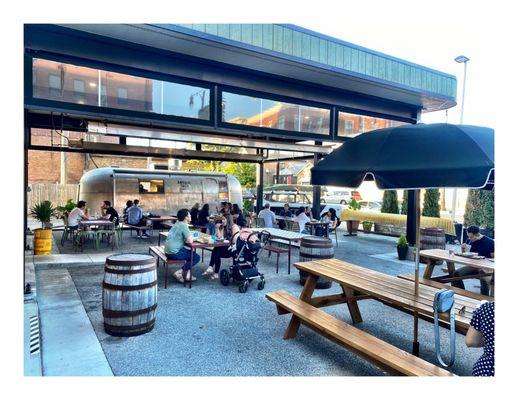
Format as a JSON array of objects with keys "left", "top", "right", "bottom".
[
  {"left": 127, "top": 199, "right": 149, "bottom": 238},
  {"left": 453, "top": 225, "right": 495, "bottom": 295}
]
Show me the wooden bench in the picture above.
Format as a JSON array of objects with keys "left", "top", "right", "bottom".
[
  {"left": 266, "top": 290, "right": 455, "bottom": 376},
  {"left": 148, "top": 246, "right": 184, "bottom": 288},
  {"left": 124, "top": 223, "right": 151, "bottom": 237},
  {"left": 263, "top": 243, "right": 289, "bottom": 273},
  {"left": 397, "top": 273, "right": 493, "bottom": 301}
]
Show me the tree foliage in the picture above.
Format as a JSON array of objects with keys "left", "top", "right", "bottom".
[
  {"left": 381, "top": 190, "right": 399, "bottom": 214},
  {"left": 464, "top": 189, "right": 494, "bottom": 228},
  {"left": 222, "top": 163, "right": 256, "bottom": 188},
  {"left": 400, "top": 190, "right": 408, "bottom": 215},
  {"left": 422, "top": 189, "right": 441, "bottom": 218}
]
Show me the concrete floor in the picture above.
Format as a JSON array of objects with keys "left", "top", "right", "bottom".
[{"left": 33, "top": 228, "right": 484, "bottom": 376}]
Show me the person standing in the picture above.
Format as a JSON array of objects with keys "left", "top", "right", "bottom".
[
  {"left": 190, "top": 202, "right": 200, "bottom": 226},
  {"left": 453, "top": 225, "right": 495, "bottom": 295},
  {"left": 164, "top": 208, "right": 201, "bottom": 283},
  {"left": 127, "top": 199, "right": 149, "bottom": 238},
  {"left": 465, "top": 301, "right": 494, "bottom": 376},
  {"left": 278, "top": 203, "right": 292, "bottom": 230},
  {"left": 257, "top": 203, "right": 276, "bottom": 228}
]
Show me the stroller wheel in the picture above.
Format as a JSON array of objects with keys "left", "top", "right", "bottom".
[
  {"left": 220, "top": 269, "right": 230, "bottom": 286},
  {"left": 257, "top": 279, "right": 265, "bottom": 291},
  {"left": 238, "top": 281, "right": 249, "bottom": 293}
]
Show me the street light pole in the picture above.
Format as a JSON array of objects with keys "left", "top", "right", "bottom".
[{"left": 451, "top": 55, "right": 470, "bottom": 222}]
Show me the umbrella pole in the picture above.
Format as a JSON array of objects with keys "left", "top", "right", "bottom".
[{"left": 412, "top": 189, "right": 421, "bottom": 356}]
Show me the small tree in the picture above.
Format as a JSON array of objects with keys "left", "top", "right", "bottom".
[
  {"left": 400, "top": 190, "right": 408, "bottom": 215},
  {"left": 223, "top": 162, "right": 256, "bottom": 188},
  {"left": 464, "top": 189, "right": 494, "bottom": 228},
  {"left": 422, "top": 189, "right": 441, "bottom": 218},
  {"left": 381, "top": 190, "right": 399, "bottom": 214}
]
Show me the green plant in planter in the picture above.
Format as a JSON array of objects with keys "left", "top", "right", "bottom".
[
  {"left": 396, "top": 234, "right": 409, "bottom": 260},
  {"left": 348, "top": 198, "right": 362, "bottom": 211},
  {"left": 30, "top": 200, "right": 57, "bottom": 229},
  {"left": 56, "top": 199, "right": 76, "bottom": 217},
  {"left": 362, "top": 221, "right": 373, "bottom": 231}
]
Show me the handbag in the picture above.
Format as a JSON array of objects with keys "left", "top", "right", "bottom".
[{"left": 433, "top": 289, "right": 456, "bottom": 367}]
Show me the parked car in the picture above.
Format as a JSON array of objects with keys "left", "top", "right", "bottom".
[
  {"left": 321, "top": 190, "right": 362, "bottom": 204},
  {"left": 358, "top": 200, "right": 382, "bottom": 212},
  {"left": 257, "top": 190, "right": 347, "bottom": 217}
]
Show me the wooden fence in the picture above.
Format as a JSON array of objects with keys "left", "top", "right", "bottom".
[{"left": 27, "top": 183, "right": 78, "bottom": 210}]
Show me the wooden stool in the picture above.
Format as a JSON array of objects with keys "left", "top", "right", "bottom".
[{"left": 263, "top": 243, "right": 289, "bottom": 273}]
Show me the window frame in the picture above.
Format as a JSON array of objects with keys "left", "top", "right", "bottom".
[{"left": 138, "top": 178, "right": 165, "bottom": 194}]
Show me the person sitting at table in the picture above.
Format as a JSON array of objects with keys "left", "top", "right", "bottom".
[
  {"left": 68, "top": 200, "right": 90, "bottom": 229},
  {"left": 198, "top": 203, "right": 216, "bottom": 235},
  {"left": 231, "top": 204, "right": 247, "bottom": 228},
  {"left": 316, "top": 207, "right": 340, "bottom": 236},
  {"left": 100, "top": 200, "right": 119, "bottom": 225},
  {"left": 164, "top": 208, "right": 201, "bottom": 283},
  {"left": 277, "top": 203, "right": 292, "bottom": 230},
  {"left": 305, "top": 206, "right": 314, "bottom": 220},
  {"left": 452, "top": 225, "right": 495, "bottom": 295},
  {"left": 127, "top": 199, "right": 149, "bottom": 239},
  {"left": 190, "top": 202, "right": 200, "bottom": 226},
  {"left": 202, "top": 213, "right": 241, "bottom": 280},
  {"left": 123, "top": 200, "right": 133, "bottom": 224},
  {"left": 257, "top": 203, "right": 276, "bottom": 228},
  {"left": 295, "top": 206, "right": 310, "bottom": 234},
  {"left": 465, "top": 301, "right": 494, "bottom": 376}
]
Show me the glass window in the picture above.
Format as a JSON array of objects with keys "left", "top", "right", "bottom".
[
  {"left": 32, "top": 58, "right": 210, "bottom": 120},
  {"left": 139, "top": 179, "right": 164, "bottom": 194},
  {"left": 48, "top": 74, "right": 61, "bottom": 97},
  {"left": 337, "top": 111, "right": 407, "bottom": 137},
  {"left": 222, "top": 91, "right": 330, "bottom": 135}
]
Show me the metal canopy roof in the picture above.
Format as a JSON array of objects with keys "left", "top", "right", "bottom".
[{"left": 57, "top": 23, "right": 456, "bottom": 113}]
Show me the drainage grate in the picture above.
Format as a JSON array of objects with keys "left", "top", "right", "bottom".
[{"left": 29, "top": 315, "right": 40, "bottom": 355}]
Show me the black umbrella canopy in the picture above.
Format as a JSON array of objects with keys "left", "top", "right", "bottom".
[{"left": 311, "top": 123, "right": 494, "bottom": 190}]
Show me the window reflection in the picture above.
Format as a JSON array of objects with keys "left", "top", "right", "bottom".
[
  {"left": 222, "top": 92, "right": 330, "bottom": 135},
  {"left": 337, "top": 111, "right": 407, "bottom": 137},
  {"left": 32, "top": 58, "right": 210, "bottom": 120}
]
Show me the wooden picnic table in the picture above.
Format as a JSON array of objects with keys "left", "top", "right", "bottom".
[
  {"left": 253, "top": 227, "right": 309, "bottom": 274},
  {"left": 79, "top": 219, "right": 114, "bottom": 227},
  {"left": 293, "top": 258, "right": 479, "bottom": 335},
  {"left": 144, "top": 215, "right": 177, "bottom": 223},
  {"left": 274, "top": 216, "right": 330, "bottom": 237},
  {"left": 420, "top": 249, "right": 495, "bottom": 296},
  {"left": 158, "top": 231, "right": 230, "bottom": 288}
]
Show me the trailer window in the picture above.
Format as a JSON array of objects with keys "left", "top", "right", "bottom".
[{"left": 139, "top": 179, "right": 164, "bottom": 194}]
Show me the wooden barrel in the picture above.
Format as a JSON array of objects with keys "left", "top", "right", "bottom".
[
  {"left": 102, "top": 254, "right": 157, "bottom": 337},
  {"left": 299, "top": 236, "right": 334, "bottom": 289},
  {"left": 420, "top": 227, "right": 446, "bottom": 264},
  {"left": 33, "top": 228, "right": 53, "bottom": 255}
]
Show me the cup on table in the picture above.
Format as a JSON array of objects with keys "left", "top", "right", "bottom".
[
  {"left": 193, "top": 231, "right": 199, "bottom": 239},
  {"left": 461, "top": 243, "right": 471, "bottom": 253}
]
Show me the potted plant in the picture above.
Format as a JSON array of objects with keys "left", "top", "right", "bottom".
[
  {"left": 56, "top": 199, "right": 76, "bottom": 219},
  {"left": 30, "top": 201, "right": 57, "bottom": 255},
  {"left": 362, "top": 221, "right": 373, "bottom": 232},
  {"left": 397, "top": 234, "right": 409, "bottom": 260},
  {"left": 345, "top": 199, "right": 362, "bottom": 235}
]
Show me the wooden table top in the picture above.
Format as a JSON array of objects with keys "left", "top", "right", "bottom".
[
  {"left": 144, "top": 216, "right": 177, "bottom": 222},
  {"left": 294, "top": 258, "right": 480, "bottom": 333},
  {"left": 80, "top": 219, "right": 113, "bottom": 226},
  {"left": 420, "top": 248, "right": 495, "bottom": 271}
]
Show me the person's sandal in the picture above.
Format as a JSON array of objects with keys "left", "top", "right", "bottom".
[{"left": 202, "top": 266, "right": 214, "bottom": 276}]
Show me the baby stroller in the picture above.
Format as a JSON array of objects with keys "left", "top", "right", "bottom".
[{"left": 219, "top": 231, "right": 266, "bottom": 293}]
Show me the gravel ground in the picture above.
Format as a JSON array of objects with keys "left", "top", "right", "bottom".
[{"left": 65, "top": 230, "right": 483, "bottom": 376}]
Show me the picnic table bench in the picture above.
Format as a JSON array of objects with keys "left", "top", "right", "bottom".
[
  {"left": 397, "top": 273, "right": 493, "bottom": 301},
  {"left": 266, "top": 290, "right": 454, "bottom": 376},
  {"left": 148, "top": 245, "right": 184, "bottom": 288}
]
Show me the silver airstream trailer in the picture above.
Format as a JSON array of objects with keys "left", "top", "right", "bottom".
[{"left": 78, "top": 167, "right": 243, "bottom": 215}]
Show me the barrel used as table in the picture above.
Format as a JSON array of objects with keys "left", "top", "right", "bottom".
[
  {"left": 420, "top": 227, "right": 446, "bottom": 264},
  {"left": 102, "top": 253, "right": 157, "bottom": 337},
  {"left": 299, "top": 236, "right": 334, "bottom": 289}
]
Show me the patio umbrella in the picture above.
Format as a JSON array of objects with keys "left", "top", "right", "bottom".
[{"left": 311, "top": 123, "right": 494, "bottom": 354}]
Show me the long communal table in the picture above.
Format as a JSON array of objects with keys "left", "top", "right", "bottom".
[
  {"left": 293, "top": 258, "right": 480, "bottom": 335},
  {"left": 420, "top": 248, "right": 495, "bottom": 296},
  {"left": 253, "top": 227, "right": 309, "bottom": 274}
]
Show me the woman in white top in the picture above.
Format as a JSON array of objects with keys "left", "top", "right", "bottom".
[{"left": 295, "top": 207, "right": 310, "bottom": 234}]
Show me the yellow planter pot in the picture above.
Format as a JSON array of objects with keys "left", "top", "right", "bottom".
[{"left": 34, "top": 228, "right": 53, "bottom": 255}]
